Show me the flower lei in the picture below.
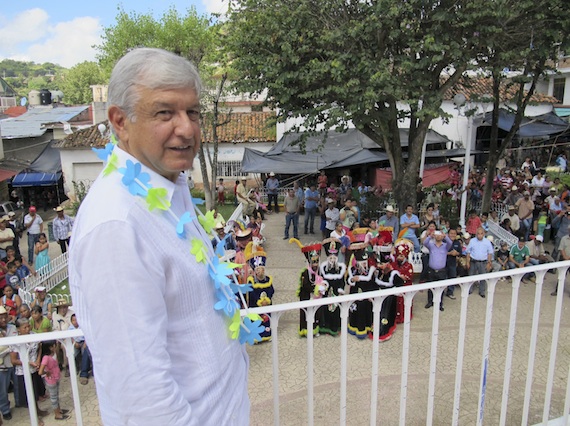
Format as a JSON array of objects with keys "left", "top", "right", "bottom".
[{"left": 93, "top": 138, "right": 263, "bottom": 345}]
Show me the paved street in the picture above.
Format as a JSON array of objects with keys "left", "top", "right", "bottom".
[{"left": 5, "top": 210, "right": 570, "bottom": 425}]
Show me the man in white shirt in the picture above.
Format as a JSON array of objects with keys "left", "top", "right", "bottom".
[
  {"left": 69, "top": 48, "right": 249, "bottom": 425},
  {"left": 23, "top": 206, "right": 43, "bottom": 265}
]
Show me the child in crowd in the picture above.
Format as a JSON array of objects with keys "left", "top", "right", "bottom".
[
  {"left": 38, "top": 340, "right": 69, "bottom": 420},
  {"left": 1, "top": 285, "right": 21, "bottom": 323},
  {"left": 497, "top": 241, "right": 511, "bottom": 275},
  {"left": 34, "top": 233, "right": 50, "bottom": 271},
  {"left": 30, "top": 306, "right": 52, "bottom": 334},
  {"left": 15, "top": 256, "right": 32, "bottom": 281},
  {"left": 10, "top": 318, "right": 48, "bottom": 417},
  {"left": 4, "top": 262, "right": 21, "bottom": 290}
]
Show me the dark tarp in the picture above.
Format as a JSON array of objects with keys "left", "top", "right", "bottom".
[
  {"left": 482, "top": 110, "right": 570, "bottom": 138},
  {"left": 11, "top": 172, "right": 62, "bottom": 187},
  {"left": 241, "top": 128, "right": 451, "bottom": 173},
  {"left": 28, "top": 140, "right": 62, "bottom": 173}
]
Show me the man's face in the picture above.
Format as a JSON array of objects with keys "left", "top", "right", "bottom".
[
  {"left": 0, "top": 313, "right": 7, "bottom": 329},
  {"left": 386, "top": 211, "right": 393, "bottom": 218},
  {"left": 448, "top": 229, "right": 457, "bottom": 240},
  {"left": 476, "top": 229, "right": 485, "bottom": 240},
  {"left": 406, "top": 206, "right": 413, "bottom": 215},
  {"left": 111, "top": 86, "right": 201, "bottom": 182},
  {"left": 19, "top": 306, "right": 30, "bottom": 319}
]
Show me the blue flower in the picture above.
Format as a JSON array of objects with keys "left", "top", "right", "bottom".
[
  {"left": 208, "top": 257, "right": 233, "bottom": 288},
  {"left": 192, "top": 197, "right": 205, "bottom": 206},
  {"left": 231, "top": 281, "right": 252, "bottom": 295},
  {"left": 92, "top": 142, "right": 115, "bottom": 161},
  {"left": 214, "top": 287, "right": 240, "bottom": 317},
  {"left": 239, "top": 315, "right": 265, "bottom": 345},
  {"left": 118, "top": 160, "right": 151, "bottom": 196},
  {"left": 176, "top": 212, "right": 194, "bottom": 239}
]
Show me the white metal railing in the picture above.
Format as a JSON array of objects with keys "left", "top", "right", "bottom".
[
  {"left": 487, "top": 219, "right": 518, "bottom": 248},
  {"left": 1, "top": 329, "right": 84, "bottom": 426},
  {"left": 5, "top": 261, "right": 569, "bottom": 425},
  {"left": 19, "top": 252, "right": 69, "bottom": 304},
  {"left": 245, "top": 261, "right": 570, "bottom": 426}
]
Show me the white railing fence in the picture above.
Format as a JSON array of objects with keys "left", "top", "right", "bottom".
[
  {"left": 19, "top": 252, "right": 69, "bottom": 305},
  {"left": 5, "top": 261, "right": 569, "bottom": 425}
]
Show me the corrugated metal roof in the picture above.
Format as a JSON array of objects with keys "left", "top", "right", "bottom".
[{"left": 0, "top": 105, "right": 89, "bottom": 139}]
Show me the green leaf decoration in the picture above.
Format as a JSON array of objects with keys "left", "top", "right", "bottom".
[
  {"left": 102, "top": 152, "right": 119, "bottom": 176},
  {"left": 198, "top": 210, "right": 216, "bottom": 234},
  {"left": 190, "top": 238, "right": 207, "bottom": 263},
  {"left": 145, "top": 187, "right": 171, "bottom": 211}
]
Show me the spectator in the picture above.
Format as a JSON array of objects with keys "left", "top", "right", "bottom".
[
  {"left": 521, "top": 156, "right": 537, "bottom": 175},
  {"left": 466, "top": 227, "right": 494, "bottom": 297},
  {"left": 339, "top": 199, "right": 357, "bottom": 232},
  {"left": 508, "top": 236, "right": 532, "bottom": 281},
  {"left": 324, "top": 198, "right": 340, "bottom": 238},
  {"left": 551, "top": 204, "right": 570, "bottom": 260},
  {"left": 400, "top": 205, "right": 421, "bottom": 253},
  {"left": 425, "top": 188, "right": 442, "bottom": 205},
  {"left": 465, "top": 209, "right": 482, "bottom": 236},
  {"left": 317, "top": 170, "right": 328, "bottom": 198},
  {"left": 52, "top": 207, "right": 74, "bottom": 254},
  {"left": 283, "top": 189, "right": 300, "bottom": 240},
  {"left": 378, "top": 205, "right": 399, "bottom": 243},
  {"left": 424, "top": 230, "right": 452, "bottom": 311},
  {"left": 304, "top": 184, "right": 319, "bottom": 235},
  {"left": 501, "top": 206, "right": 520, "bottom": 235},
  {"left": 29, "top": 305, "right": 52, "bottom": 333},
  {"left": 265, "top": 172, "right": 280, "bottom": 213},
  {"left": 68, "top": 314, "right": 93, "bottom": 386},
  {"left": 34, "top": 233, "right": 50, "bottom": 272},
  {"left": 420, "top": 203, "right": 439, "bottom": 231},
  {"left": 0, "top": 306, "right": 17, "bottom": 420},
  {"left": 217, "top": 178, "right": 225, "bottom": 205},
  {"left": 552, "top": 225, "right": 570, "bottom": 296},
  {"left": 526, "top": 235, "right": 555, "bottom": 267},
  {"left": 516, "top": 191, "right": 534, "bottom": 239},
  {"left": 338, "top": 176, "right": 352, "bottom": 204},
  {"left": 23, "top": 206, "right": 43, "bottom": 265},
  {"left": 0, "top": 218, "right": 14, "bottom": 261},
  {"left": 293, "top": 181, "right": 304, "bottom": 207},
  {"left": 236, "top": 177, "right": 256, "bottom": 217},
  {"left": 38, "top": 340, "right": 70, "bottom": 420},
  {"left": 495, "top": 241, "right": 511, "bottom": 278},
  {"left": 556, "top": 153, "right": 567, "bottom": 172},
  {"left": 445, "top": 228, "right": 462, "bottom": 299},
  {"left": 30, "top": 287, "right": 52, "bottom": 321},
  {"left": 1, "top": 285, "right": 20, "bottom": 323}
]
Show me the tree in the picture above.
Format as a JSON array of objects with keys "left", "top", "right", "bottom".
[
  {"left": 96, "top": 6, "right": 227, "bottom": 210},
  {"left": 473, "top": 0, "right": 570, "bottom": 213},
  {"left": 58, "top": 61, "right": 105, "bottom": 105},
  {"left": 226, "top": 0, "right": 568, "bottom": 211},
  {"left": 227, "top": 0, "right": 493, "bottom": 210}
]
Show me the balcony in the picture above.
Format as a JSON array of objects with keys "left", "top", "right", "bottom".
[{"left": 3, "top": 209, "right": 570, "bottom": 425}]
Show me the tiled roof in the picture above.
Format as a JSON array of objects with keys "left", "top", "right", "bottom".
[
  {"left": 445, "top": 77, "right": 558, "bottom": 104},
  {"left": 54, "top": 121, "right": 110, "bottom": 149},
  {"left": 201, "top": 111, "right": 276, "bottom": 143}
]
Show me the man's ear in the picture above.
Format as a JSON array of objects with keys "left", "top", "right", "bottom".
[{"left": 108, "top": 106, "right": 129, "bottom": 145}]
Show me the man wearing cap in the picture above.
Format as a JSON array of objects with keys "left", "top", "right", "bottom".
[
  {"left": 0, "top": 306, "right": 17, "bottom": 420},
  {"left": 265, "top": 172, "right": 279, "bottom": 213},
  {"left": 52, "top": 206, "right": 74, "bottom": 254},
  {"left": 526, "top": 235, "right": 554, "bottom": 267},
  {"left": 509, "top": 236, "right": 532, "bottom": 281},
  {"left": 516, "top": 191, "right": 534, "bottom": 240},
  {"left": 23, "top": 206, "right": 43, "bottom": 265},
  {"left": 324, "top": 198, "right": 340, "bottom": 238},
  {"left": 501, "top": 206, "right": 520, "bottom": 234},
  {"left": 378, "top": 206, "right": 399, "bottom": 242},
  {"left": 466, "top": 227, "right": 494, "bottom": 297},
  {"left": 0, "top": 217, "right": 15, "bottom": 260}
]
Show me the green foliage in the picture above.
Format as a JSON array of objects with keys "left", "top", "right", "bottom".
[
  {"left": 70, "top": 181, "right": 91, "bottom": 216},
  {"left": 95, "top": 6, "right": 215, "bottom": 76},
  {"left": 0, "top": 59, "right": 66, "bottom": 99},
  {"left": 58, "top": 61, "right": 106, "bottom": 105}
]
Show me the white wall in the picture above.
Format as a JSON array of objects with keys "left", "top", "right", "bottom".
[{"left": 59, "top": 149, "right": 103, "bottom": 197}]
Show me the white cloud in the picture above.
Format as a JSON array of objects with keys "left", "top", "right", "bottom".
[
  {"left": 9, "top": 16, "right": 102, "bottom": 68},
  {"left": 202, "top": 0, "right": 229, "bottom": 16},
  {"left": 0, "top": 8, "right": 50, "bottom": 52}
]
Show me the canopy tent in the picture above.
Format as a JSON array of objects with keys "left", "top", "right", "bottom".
[
  {"left": 241, "top": 128, "right": 451, "bottom": 173},
  {"left": 11, "top": 172, "right": 61, "bottom": 187},
  {"left": 482, "top": 110, "right": 570, "bottom": 138}
]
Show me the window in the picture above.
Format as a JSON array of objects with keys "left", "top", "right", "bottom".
[
  {"left": 553, "top": 78, "right": 565, "bottom": 104},
  {"left": 217, "top": 161, "right": 247, "bottom": 178}
]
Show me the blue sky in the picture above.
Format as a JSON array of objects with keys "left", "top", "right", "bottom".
[{"left": 0, "top": 1, "right": 226, "bottom": 68}]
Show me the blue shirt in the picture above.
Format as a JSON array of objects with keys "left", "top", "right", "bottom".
[
  {"left": 266, "top": 177, "right": 279, "bottom": 194},
  {"left": 304, "top": 189, "right": 319, "bottom": 209},
  {"left": 424, "top": 236, "right": 452, "bottom": 270},
  {"left": 466, "top": 237, "right": 494, "bottom": 261},
  {"left": 400, "top": 213, "right": 419, "bottom": 239}
]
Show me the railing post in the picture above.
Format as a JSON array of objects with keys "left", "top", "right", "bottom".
[
  {"left": 61, "top": 337, "right": 83, "bottom": 426},
  {"left": 305, "top": 306, "right": 316, "bottom": 426},
  {"left": 399, "top": 291, "right": 417, "bottom": 426},
  {"left": 452, "top": 281, "right": 473, "bottom": 426},
  {"left": 369, "top": 296, "right": 384, "bottom": 426},
  {"left": 339, "top": 302, "right": 350, "bottom": 426},
  {"left": 17, "top": 344, "right": 40, "bottom": 426},
  {"left": 426, "top": 286, "right": 444, "bottom": 426},
  {"left": 476, "top": 276, "right": 502, "bottom": 426},
  {"left": 270, "top": 312, "right": 282, "bottom": 426}
]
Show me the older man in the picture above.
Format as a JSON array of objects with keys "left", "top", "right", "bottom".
[
  {"left": 516, "top": 191, "right": 534, "bottom": 239},
  {"left": 266, "top": 172, "right": 279, "bottom": 213},
  {"left": 236, "top": 177, "right": 256, "bottom": 217},
  {"left": 283, "top": 188, "right": 300, "bottom": 239},
  {"left": 69, "top": 48, "right": 249, "bottom": 425},
  {"left": 466, "top": 227, "right": 495, "bottom": 297}
]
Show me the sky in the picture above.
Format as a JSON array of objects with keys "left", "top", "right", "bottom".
[{"left": 0, "top": 0, "right": 228, "bottom": 68}]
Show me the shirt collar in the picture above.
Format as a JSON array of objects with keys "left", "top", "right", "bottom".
[{"left": 113, "top": 146, "right": 178, "bottom": 204}]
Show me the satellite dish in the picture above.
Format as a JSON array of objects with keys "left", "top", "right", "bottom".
[{"left": 20, "top": 97, "right": 27, "bottom": 106}]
